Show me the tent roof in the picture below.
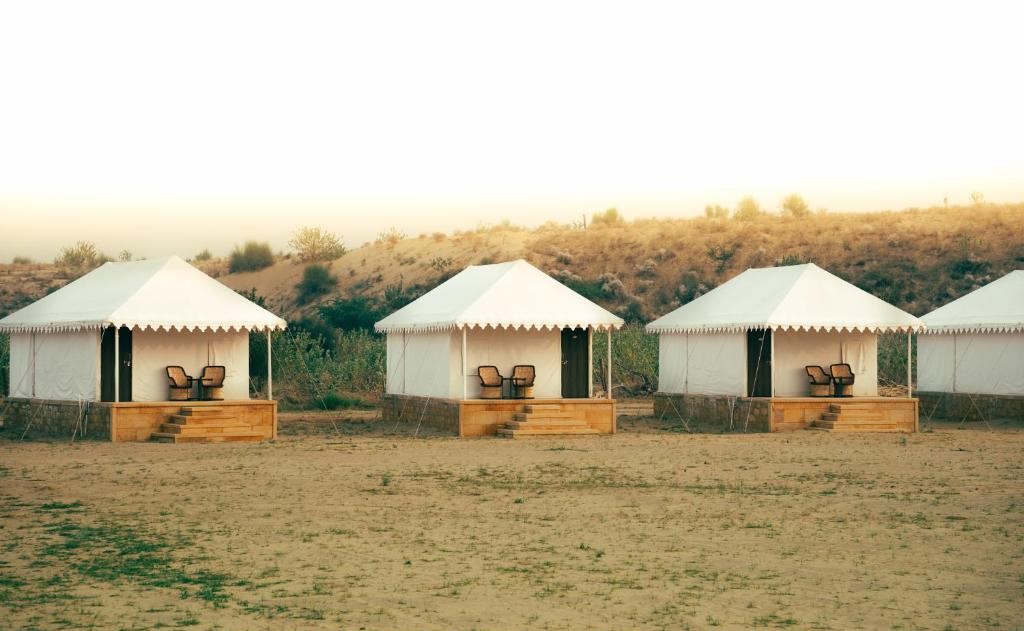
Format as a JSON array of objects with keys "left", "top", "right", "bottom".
[
  {"left": 646, "top": 263, "right": 924, "bottom": 334},
  {"left": 0, "top": 256, "right": 287, "bottom": 333},
  {"left": 374, "top": 259, "right": 624, "bottom": 333},
  {"left": 921, "top": 270, "right": 1024, "bottom": 334}
]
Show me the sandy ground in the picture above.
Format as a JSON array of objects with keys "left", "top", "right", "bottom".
[{"left": 1, "top": 419, "right": 1022, "bottom": 631}]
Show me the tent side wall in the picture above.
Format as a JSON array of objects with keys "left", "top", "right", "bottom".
[
  {"left": 921, "top": 332, "right": 1024, "bottom": 395},
  {"left": 132, "top": 329, "right": 249, "bottom": 401},
  {"left": 917, "top": 335, "right": 955, "bottom": 393},
  {"left": 657, "top": 334, "right": 688, "bottom": 394},
  {"left": 462, "top": 328, "right": 562, "bottom": 399},
  {"left": 384, "top": 331, "right": 454, "bottom": 398},
  {"left": 774, "top": 330, "right": 878, "bottom": 396},
  {"left": 8, "top": 331, "right": 99, "bottom": 400},
  {"left": 656, "top": 332, "right": 745, "bottom": 396}
]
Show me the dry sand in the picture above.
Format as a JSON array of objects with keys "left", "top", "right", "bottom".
[{"left": 1, "top": 420, "right": 1022, "bottom": 630}]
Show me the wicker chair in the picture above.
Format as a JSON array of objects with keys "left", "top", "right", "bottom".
[
  {"left": 830, "top": 363, "right": 855, "bottom": 397},
  {"left": 199, "top": 365, "right": 226, "bottom": 401},
  {"left": 511, "top": 365, "right": 535, "bottom": 399},
  {"left": 166, "top": 366, "right": 194, "bottom": 401},
  {"left": 805, "top": 365, "right": 832, "bottom": 397},
  {"left": 478, "top": 365, "right": 503, "bottom": 399}
]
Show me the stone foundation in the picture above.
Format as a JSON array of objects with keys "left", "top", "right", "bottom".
[
  {"left": 917, "top": 391, "right": 1024, "bottom": 422},
  {"left": 654, "top": 393, "right": 771, "bottom": 432},
  {"left": 0, "top": 398, "right": 112, "bottom": 440},
  {"left": 381, "top": 394, "right": 461, "bottom": 435}
]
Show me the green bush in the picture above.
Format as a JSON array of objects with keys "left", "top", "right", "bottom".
[
  {"left": 11, "top": 256, "right": 32, "bottom": 264},
  {"left": 592, "top": 324, "right": 658, "bottom": 396},
  {"left": 295, "top": 264, "right": 337, "bottom": 305},
  {"left": 592, "top": 208, "right": 625, "bottom": 226},
  {"left": 229, "top": 241, "right": 274, "bottom": 273},
  {"left": 319, "top": 296, "right": 382, "bottom": 331},
  {"left": 193, "top": 249, "right": 213, "bottom": 262}
]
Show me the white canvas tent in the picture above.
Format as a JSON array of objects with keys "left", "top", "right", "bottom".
[
  {"left": 375, "top": 259, "right": 624, "bottom": 399},
  {"left": 646, "top": 263, "right": 924, "bottom": 397},
  {"left": 918, "top": 270, "right": 1024, "bottom": 395},
  {"left": 1, "top": 256, "right": 286, "bottom": 402}
]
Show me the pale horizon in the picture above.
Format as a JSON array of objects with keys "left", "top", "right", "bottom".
[{"left": 2, "top": 1, "right": 1023, "bottom": 260}]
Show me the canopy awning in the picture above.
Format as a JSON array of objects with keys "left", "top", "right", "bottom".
[
  {"left": 0, "top": 256, "right": 287, "bottom": 333},
  {"left": 375, "top": 259, "right": 624, "bottom": 333},
  {"left": 646, "top": 263, "right": 924, "bottom": 334}
]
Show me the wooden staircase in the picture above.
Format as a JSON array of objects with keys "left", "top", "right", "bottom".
[
  {"left": 810, "top": 402, "right": 900, "bottom": 432},
  {"left": 151, "top": 406, "right": 266, "bottom": 444},
  {"left": 496, "top": 404, "right": 598, "bottom": 438}
]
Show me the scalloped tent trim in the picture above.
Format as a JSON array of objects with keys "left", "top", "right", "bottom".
[
  {"left": 919, "top": 324, "right": 1024, "bottom": 335},
  {"left": 646, "top": 323, "right": 926, "bottom": 334},
  {"left": 0, "top": 322, "right": 288, "bottom": 334},
  {"left": 376, "top": 321, "right": 622, "bottom": 334}
]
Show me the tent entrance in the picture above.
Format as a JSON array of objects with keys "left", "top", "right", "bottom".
[
  {"left": 746, "top": 329, "right": 772, "bottom": 397},
  {"left": 561, "top": 327, "right": 589, "bottom": 398},
  {"left": 101, "top": 326, "right": 133, "bottom": 402}
]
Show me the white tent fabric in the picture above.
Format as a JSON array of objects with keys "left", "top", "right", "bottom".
[
  {"left": 920, "top": 270, "right": 1024, "bottom": 334},
  {"left": 132, "top": 330, "right": 249, "bottom": 401},
  {"left": 918, "top": 271, "right": 1024, "bottom": 395},
  {"left": 646, "top": 263, "right": 924, "bottom": 334},
  {"left": 0, "top": 256, "right": 287, "bottom": 333},
  {"left": 650, "top": 264, "right": 915, "bottom": 397},
  {"left": 8, "top": 332, "right": 98, "bottom": 400},
  {"left": 379, "top": 260, "right": 615, "bottom": 399},
  {"left": 374, "top": 259, "right": 624, "bottom": 333}
]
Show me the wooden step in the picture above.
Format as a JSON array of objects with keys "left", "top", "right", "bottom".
[
  {"left": 504, "top": 419, "right": 590, "bottom": 430},
  {"left": 159, "top": 423, "right": 256, "bottom": 436},
  {"left": 177, "top": 407, "right": 228, "bottom": 416},
  {"left": 812, "top": 419, "right": 899, "bottom": 431},
  {"left": 151, "top": 432, "right": 265, "bottom": 444},
  {"left": 522, "top": 404, "right": 562, "bottom": 414},
  {"left": 496, "top": 427, "right": 599, "bottom": 438},
  {"left": 512, "top": 411, "right": 575, "bottom": 422},
  {"left": 168, "top": 414, "right": 244, "bottom": 425}
]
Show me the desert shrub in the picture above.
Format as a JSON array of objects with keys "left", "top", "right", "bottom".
[
  {"left": 781, "top": 193, "right": 811, "bottom": 218},
  {"left": 55, "top": 241, "right": 110, "bottom": 271},
  {"left": 11, "top": 256, "right": 32, "bottom": 264},
  {"left": 118, "top": 249, "right": 132, "bottom": 262},
  {"left": 431, "top": 232, "right": 446, "bottom": 242},
  {"left": 948, "top": 257, "right": 990, "bottom": 279},
  {"left": 295, "top": 264, "right": 337, "bottom": 305},
  {"left": 429, "top": 257, "right": 453, "bottom": 273},
  {"left": 636, "top": 258, "right": 658, "bottom": 278},
  {"left": 704, "top": 204, "right": 729, "bottom": 219},
  {"left": 676, "top": 270, "right": 711, "bottom": 304},
  {"left": 592, "top": 208, "right": 625, "bottom": 226},
  {"left": 289, "top": 226, "right": 347, "bottom": 262},
  {"left": 556, "top": 251, "right": 574, "bottom": 265},
  {"left": 376, "top": 227, "right": 406, "bottom": 249},
  {"left": 592, "top": 324, "right": 658, "bottom": 396},
  {"left": 193, "top": 249, "right": 213, "bottom": 262},
  {"left": 229, "top": 241, "right": 274, "bottom": 273},
  {"left": 775, "top": 254, "right": 809, "bottom": 266},
  {"left": 733, "top": 197, "right": 763, "bottom": 221},
  {"left": 551, "top": 270, "right": 607, "bottom": 301},
  {"left": 706, "top": 244, "right": 738, "bottom": 274}
]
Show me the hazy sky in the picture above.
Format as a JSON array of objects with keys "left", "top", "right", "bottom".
[{"left": 2, "top": 1, "right": 1022, "bottom": 260}]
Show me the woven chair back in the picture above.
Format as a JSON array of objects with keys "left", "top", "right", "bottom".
[
  {"left": 167, "top": 366, "right": 190, "bottom": 387},
  {"left": 512, "top": 365, "right": 535, "bottom": 385},
  {"left": 478, "top": 366, "right": 502, "bottom": 387},
  {"left": 805, "top": 365, "right": 831, "bottom": 385},
  {"left": 830, "top": 363, "right": 854, "bottom": 380},
  {"left": 201, "top": 365, "right": 226, "bottom": 386}
]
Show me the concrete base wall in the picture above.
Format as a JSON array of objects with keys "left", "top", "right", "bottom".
[
  {"left": 918, "top": 391, "right": 1024, "bottom": 422},
  {"left": 654, "top": 393, "right": 771, "bottom": 432},
  {"left": 0, "top": 398, "right": 112, "bottom": 440},
  {"left": 381, "top": 394, "right": 461, "bottom": 435}
]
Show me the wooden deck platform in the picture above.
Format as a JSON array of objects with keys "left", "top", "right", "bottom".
[
  {"left": 770, "top": 397, "right": 918, "bottom": 433},
  {"left": 109, "top": 399, "right": 277, "bottom": 442},
  {"left": 460, "top": 398, "right": 616, "bottom": 437}
]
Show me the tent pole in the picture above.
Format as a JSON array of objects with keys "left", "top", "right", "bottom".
[
  {"left": 906, "top": 331, "right": 912, "bottom": 399},
  {"left": 606, "top": 329, "right": 612, "bottom": 400},
  {"left": 113, "top": 327, "right": 120, "bottom": 403},
  {"left": 770, "top": 328, "right": 776, "bottom": 397},
  {"left": 461, "top": 327, "right": 468, "bottom": 400},
  {"left": 267, "top": 330, "right": 273, "bottom": 400},
  {"left": 587, "top": 327, "right": 593, "bottom": 397}
]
